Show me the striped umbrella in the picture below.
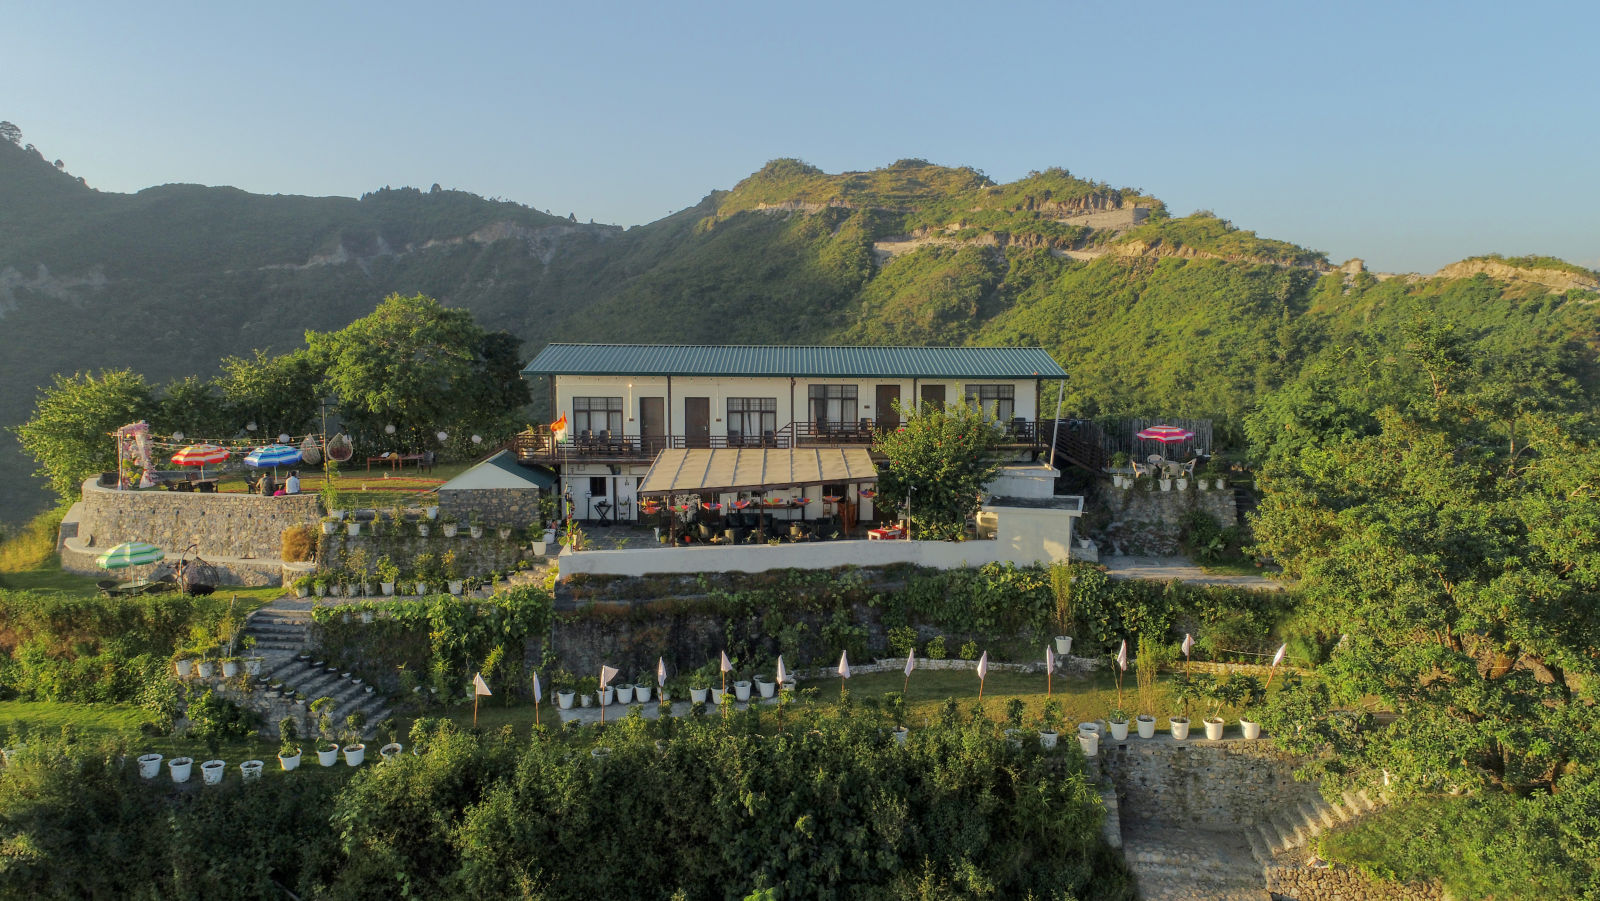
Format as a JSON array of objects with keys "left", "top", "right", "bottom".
[
  {"left": 171, "top": 443, "right": 229, "bottom": 478},
  {"left": 245, "top": 444, "right": 302, "bottom": 474},
  {"left": 1135, "top": 425, "right": 1195, "bottom": 444},
  {"left": 96, "top": 541, "right": 164, "bottom": 570}
]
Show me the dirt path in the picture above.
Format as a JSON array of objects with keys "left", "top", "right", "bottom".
[{"left": 1102, "top": 556, "right": 1283, "bottom": 591}]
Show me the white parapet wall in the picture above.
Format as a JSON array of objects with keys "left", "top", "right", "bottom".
[{"left": 561, "top": 496, "right": 1081, "bottom": 578}]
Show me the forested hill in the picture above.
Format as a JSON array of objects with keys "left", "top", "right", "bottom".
[{"left": 3, "top": 137, "right": 1597, "bottom": 522}]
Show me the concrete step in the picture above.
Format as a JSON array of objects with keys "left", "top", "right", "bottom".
[
  {"left": 1356, "top": 789, "right": 1377, "bottom": 813},
  {"left": 1246, "top": 829, "right": 1273, "bottom": 866},
  {"left": 1308, "top": 797, "right": 1339, "bottom": 832}
]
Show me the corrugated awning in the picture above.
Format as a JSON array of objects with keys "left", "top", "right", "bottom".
[{"left": 639, "top": 447, "right": 878, "bottom": 496}]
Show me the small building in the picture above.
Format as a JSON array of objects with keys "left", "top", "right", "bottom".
[{"left": 436, "top": 450, "right": 550, "bottom": 528}]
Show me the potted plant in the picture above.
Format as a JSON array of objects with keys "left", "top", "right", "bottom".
[
  {"left": 577, "top": 676, "right": 597, "bottom": 708},
  {"left": 313, "top": 574, "right": 329, "bottom": 597},
  {"left": 497, "top": 524, "right": 513, "bottom": 540},
  {"left": 200, "top": 758, "right": 226, "bottom": 785},
  {"left": 1194, "top": 460, "right": 1211, "bottom": 491},
  {"left": 1213, "top": 463, "right": 1229, "bottom": 491},
  {"left": 753, "top": 672, "right": 775, "bottom": 700},
  {"left": 1003, "top": 698, "right": 1026, "bottom": 749},
  {"left": 221, "top": 656, "right": 240, "bottom": 679},
  {"left": 137, "top": 752, "right": 163, "bottom": 778},
  {"left": 342, "top": 712, "right": 367, "bottom": 766},
  {"left": 733, "top": 663, "right": 753, "bottom": 702},
  {"left": 376, "top": 555, "right": 399, "bottom": 596},
  {"left": 1110, "top": 451, "right": 1131, "bottom": 489},
  {"left": 196, "top": 653, "right": 216, "bottom": 679},
  {"left": 378, "top": 718, "right": 403, "bottom": 759},
  {"left": 346, "top": 518, "right": 361, "bottom": 537},
  {"left": 425, "top": 503, "right": 439, "bottom": 520},
  {"left": 173, "top": 654, "right": 194, "bottom": 678},
  {"left": 468, "top": 513, "right": 484, "bottom": 540},
  {"left": 277, "top": 717, "right": 302, "bottom": 771},
  {"left": 312, "top": 697, "right": 340, "bottom": 765},
  {"left": 556, "top": 673, "right": 576, "bottom": 710},
  {"left": 1135, "top": 635, "right": 1158, "bottom": 739},
  {"left": 887, "top": 691, "right": 910, "bottom": 745},
  {"left": 1077, "top": 721, "right": 1099, "bottom": 757},
  {"left": 441, "top": 514, "right": 459, "bottom": 538},
  {"left": 239, "top": 759, "right": 264, "bottom": 781},
  {"left": 1234, "top": 674, "right": 1266, "bottom": 739},
  {"left": 616, "top": 681, "right": 635, "bottom": 704},
  {"left": 1175, "top": 466, "right": 1189, "bottom": 491},
  {"left": 414, "top": 552, "right": 437, "bottom": 595},
  {"left": 689, "top": 664, "right": 712, "bottom": 705},
  {"left": 321, "top": 515, "right": 340, "bottom": 535},
  {"left": 293, "top": 574, "right": 314, "bottom": 598},
  {"left": 1205, "top": 673, "right": 1240, "bottom": 740},
  {"left": 1108, "top": 707, "right": 1130, "bottom": 741},
  {"left": 1171, "top": 672, "right": 1200, "bottom": 740},
  {"left": 1037, "top": 697, "right": 1063, "bottom": 750},
  {"left": 634, "top": 673, "right": 654, "bottom": 704},
  {"left": 443, "top": 550, "right": 463, "bottom": 595},
  {"left": 1158, "top": 468, "right": 1173, "bottom": 492},
  {"left": 168, "top": 755, "right": 194, "bottom": 783}
]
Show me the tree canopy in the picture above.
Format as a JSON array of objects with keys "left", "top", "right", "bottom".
[
  {"left": 871, "top": 401, "right": 1002, "bottom": 541},
  {"left": 13, "top": 370, "right": 154, "bottom": 499}
]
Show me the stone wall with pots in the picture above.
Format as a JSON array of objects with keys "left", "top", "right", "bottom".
[
  {"left": 69, "top": 477, "right": 322, "bottom": 560},
  {"left": 438, "top": 487, "right": 542, "bottom": 529},
  {"left": 180, "top": 674, "right": 313, "bottom": 739},
  {"left": 1265, "top": 862, "right": 1443, "bottom": 901},
  {"left": 316, "top": 530, "right": 538, "bottom": 580},
  {"left": 1097, "top": 736, "right": 1318, "bottom": 827},
  {"left": 1100, "top": 482, "right": 1238, "bottom": 555}
]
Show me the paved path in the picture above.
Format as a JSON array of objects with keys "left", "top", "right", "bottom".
[
  {"left": 1102, "top": 556, "right": 1283, "bottom": 591},
  {"left": 1120, "top": 820, "right": 1270, "bottom": 900}
]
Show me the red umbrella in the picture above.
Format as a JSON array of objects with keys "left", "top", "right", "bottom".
[
  {"left": 1135, "top": 425, "right": 1194, "bottom": 444},
  {"left": 171, "top": 443, "right": 230, "bottom": 478}
]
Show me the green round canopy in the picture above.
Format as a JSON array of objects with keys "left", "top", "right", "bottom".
[{"left": 95, "top": 541, "right": 165, "bottom": 570}]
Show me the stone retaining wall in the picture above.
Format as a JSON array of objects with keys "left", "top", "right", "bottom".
[
  {"left": 72, "top": 477, "right": 321, "bottom": 560},
  {"left": 1266, "top": 863, "right": 1443, "bottom": 901},
  {"left": 317, "top": 531, "right": 537, "bottom": 581},
  {"left": 438, "top": 487, "right": 541, "bottom": 529},
  {"left": 1097, "top": 736, "right": 1317, "bottom": 827},
  {"left": 1101, "top": 483, "right": 1237, "bottom": 555}
]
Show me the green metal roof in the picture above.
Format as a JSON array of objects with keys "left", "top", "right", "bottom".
[{"left": 522, "top": 344, "right": 1067, "bottom": 379}]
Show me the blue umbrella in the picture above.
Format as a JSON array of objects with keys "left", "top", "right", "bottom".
[{"left": 245, "top": 444, "right": 301, "bottom": 477}]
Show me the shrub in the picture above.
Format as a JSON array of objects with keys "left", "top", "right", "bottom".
[
  {"left": 886, "top": 625, "right": 917, "bottom": 658},
  {"left": 280, "top": 525, "right": 316, "bottom": 563},
  {"left": 925, "top": 635, "right": 947, "bottom": 659}
]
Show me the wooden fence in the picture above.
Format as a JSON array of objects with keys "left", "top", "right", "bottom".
[{"left": 1094, "top": 417, "right": 1215, "bottom": 459}]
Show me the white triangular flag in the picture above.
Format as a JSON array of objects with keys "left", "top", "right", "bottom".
[
  {"left": 1117, "top": 639, "right": 1128, "bottom": 672},
  {"left": 720, "top": 651, "right": 732, "bottom": 673},
  {"left": 1271, "top": 643, "right": 1287, "bottom": 667},
  {"left": 837, "top": 650, "right": 851, "bottom": 680},
  {"left": 531, "top": 671, "right": 542, "bottom": 704},
  {"left": 657, "top": 657, "right": 667, "bottom": 687},
  {"left": 473, "top": 672, "right": 492, "bottom": 696},
  {"left": 1182, "top": 633, "right": 1194, "bottom": 658},
  {"left": 599, "top": 665, "right": 619, "bottom": 689},
  {"left": 1046, "top": 646, "right": 1055, "bottom": 673},
  {"left": 975, "top": 650, "right": 988, "bottom": 681},
  {"left": 775, "top": 655, "right": 788, "bottom": 686},
  {"left": 904, "top": 648, "right": 916, "bottom": 677}
]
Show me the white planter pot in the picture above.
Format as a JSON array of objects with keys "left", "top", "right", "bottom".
[
  {"left": 616, "top": 685, "right": 635, "bottom": 704},
  {"left": 580, "top": 694, "right": 594, "bottom": 708},
  {"left": 278, "top": 751, "right": 302, "bottom": 771},
  {"left": 346, "top": 522, "right": 360, "bottom": 536},
  {"left": 755, "top": 678, "right": 776, "bottom": 699},
  {"left": 168, "top": 756, "right": 193, "bottom": 783},
  {"left": 448, "top": 580, "right": 463, "bottom": 595},
  {"left": 245, "top": 657, "right": 263, "bottom": 676},
  {"left": 417, "top": 524, "right": 430, "bottom": 537},
  {"left": 659, "top": 689, "right": 671, "bottom": 703},
  {"left": 1109, "top": 719, "right": 1129, "bottom": 741},
  {"left": 1054, "top": 636, "right": 1073, "bottom": 656},
  {"left": 600, "top": 686, "right": 614, "bottom": 706},
  {"left": 344, "top": 744, "right": 366, "bottom": 766},
  {"left": 1215, "top": 478, "right": 1228, "bottom": 490},
  {"left": 322, "top": 522, "right": 338, "bottom": 535},
  {"left": 1176, "top": 478, "right": 1189, "bottom": 491},
  {"left": 590, "top": 747, "right": 611, "bottom": 760},
  {"left": 329, "top": 586, "right": 341, "bottom": 598},
  {"left": 318, "top": 746, "right": 340, "bottom": 767},
  {"left": 1077, "top": 722, "right": 1101, "bottom": 737},
  {"left": 1204, "top": 718, "right": 1225, "bottom": 740},
  {"left": 635, "top": 684, "right": 653, "bottom": 703},
  {"left": 201, "top": 759, "right": 226, "bottom": 785},
  {"left": 691, "top": 687, "right": 709, "bottom": 705},
  {"left": 894, "top": 727, "right": 910, "bottom": 745},
  {"left": 557, "top": 690, "right": 575, "bottom": 710},
  {"left": 1197, "top": 479, "right": 1210, "bottom": 490},
  {"left": 1137, "top": 715, "right": 1156, "bottom": 739},
  {"left": 442, "top": 524, "right": 458, "bottom": 537},
  {"left": 331, "top": 510, "right": 346, "bottom": 521},
  {"left": 1159, "top": 479, "right": 1172, "bottom": 492},
  {"left": 315, "top": 585, "right": 327, "bottom": 597},
  {"left": 361, "top": 611, "right": 374, "bottom": 624},
  {"left": 532, "top": 541, "right": 547, "bottom": 556},
  {"left": 1170, "top": 717, "right": 1191, "bottom": 740},
  {"left": 381, "top": 582, "right": 394, "bottom": 596},
  {"left": 380, "top": 742, "right": 403, "bottom": 760},
  {"left": 498, "top": 528, "right": 512, "bottom": 540},
  {"left": 173, "top": 659, "right": 193, "bottom": 677},
  {"left": 1003, "top": 729, "right": 1023, "bottom": 751},
  {"left": 222, "top": 660, "right": 239, "bottom": 678},
  {"left": 1038, "top": 730, "right": 1058, "bottom": 750},
  {"left": 414, "top": 583, "right": 427, "bottom": 596},
  {"left": 196, "top": 661, "right": 214, "bottom": 679},
  {"left": 710, "top": 687, "right": 728, "bottom": 706},
  {"left": 734, "top": 680, "right": 752, "bottom": 702},
  {"left": 239, "top": 760, "right": 264, "bottom": 782},
  {"left": 1078, "top": 731, "right": 1099, "bottom": 757},
  {"left": 470, "top": 526, "right": 483, "bottom": 539},
  {"left": 1240, "top": 719, "right": 1262, "bottom": 740},
  {"left": 426, "top": 506, "right": 439, "bottom": 520},
  {"left": 543, "top": 528, "right": 557, "bottom": 544},
  {"left": 137, "top": 753, "right": 163, "bottom": 779}
]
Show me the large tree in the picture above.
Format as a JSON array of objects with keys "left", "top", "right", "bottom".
[
  {"left": 871, "top": 400, "right": 1002, "bottom": 540},
  {"left": 305, "top": 294, "right": 529, "bottom": 452},
  {"left": 1251, "top": 322, "right": 1599, "bottom": 798},
  {"left": 214, "top": 349, "right": 323, "bottom": 439},
  {"left": 13, "top": 370, "right": 155, "bottom": 501}
]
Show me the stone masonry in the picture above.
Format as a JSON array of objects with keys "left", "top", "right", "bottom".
[
  {"left": 73, "top": 477, "right": 322, "bottom": 560},
  {"left": 1102, "top": 483, "right": 1237, "bottom": 555},
  {"left": 1098, "top": 734, "right": 1316, "bottom": 827},
  {"left": 438, "top": 487, "right": 541, "bottom": 529},
  {"left": 1266, "top": 862, "right": 1444, "bottom": 901}
]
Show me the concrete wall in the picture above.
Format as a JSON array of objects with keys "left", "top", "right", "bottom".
[
  {"left": 72, "top": 478, "right": 322, "bottom": 559},
  {"left": 1102, "top": 483, "right": 1237, "bottom": 555},
  {"left": 1097, "top": 736, "right": 1318, "bottom": 827},
  {"left": 1266, "top": 863, "right": 1443, "bottom": 901},
  {"left": 437, "top": 487, "right": 541, "bottom": 528}
]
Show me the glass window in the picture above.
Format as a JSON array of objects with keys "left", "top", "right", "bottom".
[
  {"left": 808, "top": 385, "right": 858, "bottom": 428},
  {"left": 573, "top": 397, "right": 622, "bottom": 435},
  {"left": 588, "top": 476, "right": 608, "bottom": 497},
  {"left": 726, "top": 398, "right": 776, "bottom": 443},
  {"left": 964, "top": 384, "right": 1015, "bottom": 422}
]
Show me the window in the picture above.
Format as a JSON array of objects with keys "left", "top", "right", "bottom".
[
  {"left": 808, "top": 384, "right": 858, "bottom": 428},
  {"left": 726, "top": 397, "right": 776, "bottom": 443},
  {"left": 573, "top": 397, "right": 622, "bottom": 435},
  {"left": 588, "top": 476, "right": 608, "bottom": 497},
  {"left": 964, "top": 384, "right": 1015, "bottom": 422}
]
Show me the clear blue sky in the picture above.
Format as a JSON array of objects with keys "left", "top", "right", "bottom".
[{"left": 6, "top": 0, "right": 1597, "bottom": 273}]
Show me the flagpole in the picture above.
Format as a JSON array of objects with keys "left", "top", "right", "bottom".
[
  {"left": 978, "top": 675, "right": 985, "bottom": 701},
  {"left": 473, "top": 691, "right": 479, "bottom": 727},
  {"left": 600, "top": 667, "right": 607, "bottom": 725}
]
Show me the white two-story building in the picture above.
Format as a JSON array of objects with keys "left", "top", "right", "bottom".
[{"left": 517, "top": 344, "right": 1076, "bottom": 527}]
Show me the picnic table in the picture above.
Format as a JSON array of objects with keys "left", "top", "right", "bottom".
[
  {"left": 366, "top": 453, "right": 426, "bottom": 472},
  {"left": 96, "top": 577, "right": 176, "bottom": 598},
  {"left": 867, "top": 526, "right": 904, "bottom": 541}
]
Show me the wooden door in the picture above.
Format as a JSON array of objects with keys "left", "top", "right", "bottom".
[
  {"left": 640, "top": 397, "right": 665, "bottom": 452},
  {"left": 684, "top": 397, "right": 710, "bottom": 448},
  {"left": 920, "top": 384, "right": 945, "bottom": 412},
  {"left": 875, "top": 385, "right": 901, "bottom": 431}
]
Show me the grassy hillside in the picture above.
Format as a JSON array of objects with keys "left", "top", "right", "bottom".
[{"left": 3, "top": 144, "right": 1595, "bottom": 523}]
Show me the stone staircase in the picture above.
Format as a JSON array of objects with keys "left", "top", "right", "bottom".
[
  {"left": 261, "top": 655, "right": 394, "bottom": 740},
  {"left": 241, "top": 605, "right": 310, "bottom": 657},
  {"left": 1121, "top": 821, "right": 1271, "bottom": 901},
  {"left": 1246, "top": 789, "right": 1381, "bottom": 865}
]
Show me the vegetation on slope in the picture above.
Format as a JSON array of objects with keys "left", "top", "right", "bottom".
[{"left": 1107, "top": 211, "right": 1329, "bottom": 267}]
